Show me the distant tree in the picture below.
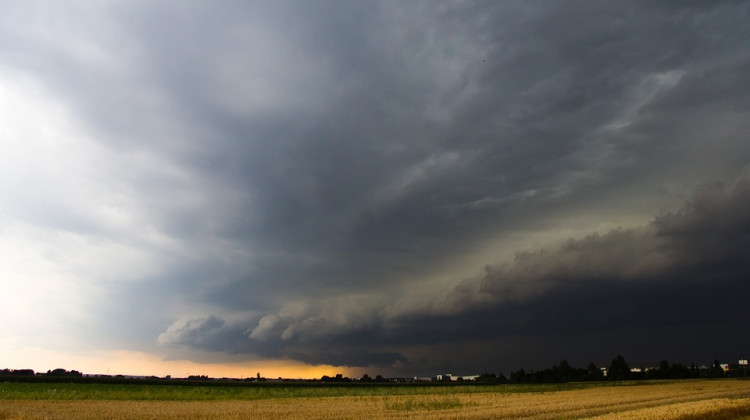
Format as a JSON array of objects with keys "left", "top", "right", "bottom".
[
  {"left": 46, "top": 368, "right": 82, "bottom": 377},
  {"left": 1, "top": 369, "right": 35, "bottom": 376},
  {"left": 669, "top": 363, "right": 694, "bottom": 379},
  {"left": 608, "top": 355, "right": 631, "bottom": 380},
  {"left": 586, "top": 362, "right": 604, "bottom": 381},
  {"left": 553, "top": 360, "right": 575, "bottom": 382},
  {"left": 321, "top": 373, "right": 350, "bottom": 382},
  {"left": 658, "top": 360, "right": 670, "bottom": 379},
  {"left": 476, "top": 373, "right": 497, "bottom": 383},
  {"left": 509, "top": 368, "right": 526, "bottom": 383},
  {"left": 360, "top": 374, "right": 372, "bottom": 382}
]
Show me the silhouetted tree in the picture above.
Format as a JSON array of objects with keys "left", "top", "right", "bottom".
[
  {"left": 586, "top": 362, "right": 604, "bottom": 381},
  {"left": 1, "top": 369, "right": 35, "bottom": 376},
  {"left": 657, "top": 360, "right": 670, "bottom": 379},
  {"left": 669, "top": 363, "right": 693, "bottom": 379},
  {"left": 509, "top": 368, "right": 526, "bottom": 383},
  {"left": 608, "top": 355, "right": 631, "bottom": 380},
  {"left": 46, "top": 368, "right": 82, "bottom": 377},
  {"left": 552, "top": 359, "right": 576, "bottom": 382},
  {"left": 320, "top": 373, "right": 350, "bottom": 382},
  {"left": 476, "top": 373, "right": 497, "bottom": 383}
]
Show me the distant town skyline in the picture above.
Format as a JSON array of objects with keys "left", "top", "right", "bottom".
[{"left": 2, "top": 1, "right": 750, "bottom": 379}]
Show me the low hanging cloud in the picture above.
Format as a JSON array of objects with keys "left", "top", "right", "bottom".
[{"left": 159, "top": 167, "right": 750, "bottom": 370}]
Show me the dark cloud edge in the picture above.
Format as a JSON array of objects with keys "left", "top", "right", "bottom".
[{"left": 158, "top": 166, "right": 750, "bottom": 369}]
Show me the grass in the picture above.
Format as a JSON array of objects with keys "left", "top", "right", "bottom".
[
  {"left": 0, "top": 380, "right": 601, "bottom": 401},
  {"left": 2, "top": 379, "right": 750, "bottom": 419}
]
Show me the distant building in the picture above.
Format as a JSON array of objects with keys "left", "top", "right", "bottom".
[
  {"left": 388, "top": 377, "right": 416, "bottom": 383},
  {"left": 435, "top": 373, "right": 479, "bottom": 381}
]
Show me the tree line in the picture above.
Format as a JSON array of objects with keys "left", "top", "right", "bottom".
[
  {"left": 0, "top": 368, "right": 82, "bottom": 377},
  {"left": 475, "top": 355, "right": 733, "bottom": 384},
  {"left": 2, "top": 356, "right": 743, "bottom": 384}
]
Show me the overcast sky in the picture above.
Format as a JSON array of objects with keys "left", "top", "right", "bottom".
[{"left": 2, "top": 0, "right": 749, "bottom": 378}]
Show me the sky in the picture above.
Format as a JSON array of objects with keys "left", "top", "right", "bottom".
[{"left": 1, "top": 0, "right": 750, "bottom": 379}]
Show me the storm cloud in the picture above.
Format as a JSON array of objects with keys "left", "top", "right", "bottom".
[
  {"left": 161, "top": 169, "right": 750, "bottom": 371},
  {"left": 1, "top": 0, "right": 749, "bottom": 376}
]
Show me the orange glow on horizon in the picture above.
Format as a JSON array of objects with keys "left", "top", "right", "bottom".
[
  {"left": 87, "top": 350, "right": 355, "bottom": 380},
  {"left": 0, "top": 340, "right": 357, "bottom": 379}
]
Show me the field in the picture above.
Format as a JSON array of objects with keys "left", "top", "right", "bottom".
[{"left": 2, "top": 379, "right": 750, "bottom": 419}]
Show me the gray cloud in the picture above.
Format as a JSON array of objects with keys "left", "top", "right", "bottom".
[
  {"left": 2, "top": 0, "right": 749, "bottom": 375},
  {"left": 157, "top": 168, "right": 750, "bottom": 371}
]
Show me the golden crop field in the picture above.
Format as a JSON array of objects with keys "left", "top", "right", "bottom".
[{"left": 2, "top": 379, "right": 750, "bottom": 419}]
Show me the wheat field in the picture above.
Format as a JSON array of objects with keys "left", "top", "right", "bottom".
[{"left": 2, "top": 379, "right": 750, "bottom": 419}]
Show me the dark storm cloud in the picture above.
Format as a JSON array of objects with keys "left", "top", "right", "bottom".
[
  {"left": 194, "top": 0, "right": 750, "bottom": 312},
  {"left": 104, "top": 0, "right": 750, "bottom": 366},
  {"left": 3, "top": 0, "right": 749, "bottom": 374},
  {"left": 160, "top": 169, "right": 750, "bottom": 371}
]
